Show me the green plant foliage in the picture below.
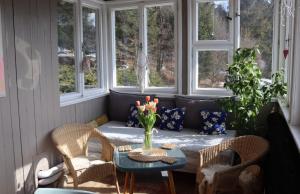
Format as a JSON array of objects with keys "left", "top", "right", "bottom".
[
  {"left": 222, "top": 48, "right": 287, "bottom": 130},
  {"left": 59, "top": 64, "right": 76, "bottom": 94}
]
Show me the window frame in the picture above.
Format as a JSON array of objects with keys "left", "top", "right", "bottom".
[
  {"left": 107, "top": 0, "right": 182, "bottom": 94},
  {"left": 188, "top": 0, "right": 278, "bottom": 96},
  {"left": 188, "top": 0, "right": 235, "bottom": 96},
  {"left": 59, "top": 0, "right": 107, "bottom": 106},
  {"left": 276, "top": 0, "right": 295, "bottom": 108}
]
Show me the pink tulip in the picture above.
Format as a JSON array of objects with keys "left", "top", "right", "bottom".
[{"left": 136, "top": 101, "right": 141, "bottom": 106}]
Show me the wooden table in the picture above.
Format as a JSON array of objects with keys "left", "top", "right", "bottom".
[{"left": 114, "top": 144, "right": 186, "bottom": 194}]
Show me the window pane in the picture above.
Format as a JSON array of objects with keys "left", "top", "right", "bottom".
[
  {"left": 240, "top": 0, "right": 274, "bottom": 78},
  {"left": 147, "top": 5, "right": 175, "bottom": 87},
  {"left": 197, "top": 0, "right": 230, "bottom": 40},
  {"left": 115, "top": 9, "right": 139, "bottom": 86},
  {"left": 57, "top": 1, "right": 76, "bottom": 94},
  {"left": 197, "top": 51, "right": 228, "bottom": 88},
  {"left": 82, "top": 7, "right": 99, "bottom": 89}
]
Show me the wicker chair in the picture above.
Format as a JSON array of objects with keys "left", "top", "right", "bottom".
[
  {"left": 52, "top": 123, "right": 120, "bottom": 194},
  {"left": 196, "top": 135, "right": 269, "bottom": 194}
]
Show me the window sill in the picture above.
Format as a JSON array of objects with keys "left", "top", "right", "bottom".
[
  {"left": 278, "top": 100, "right": 300, "bottom": 153},
  {"left": 111, "top": 86, "right": 178, "bottom": 95},
  {"left": 190, "top": 88, "right": 233, "bottom": 97},
  {"left": 60, "top": 90, "right": 109, "bottom": 107}
]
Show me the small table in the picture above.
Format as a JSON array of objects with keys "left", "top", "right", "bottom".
[{"left": 114, "top": 144, "right": 187, "bottom": 194}]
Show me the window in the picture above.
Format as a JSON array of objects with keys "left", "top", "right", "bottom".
[
  {"left": 190, "top": 0, "right": 233, "bottom": 94},
  {"left": 276, "top": 0, "right": 295, "bottom": 106},
  {"left": 240, "top": 0, "right": 274, "bottom": 79},
  {"left": 147, "top": 5, "right": 176, "bottom": 87},
  {"left": 57, "top": 1, "right": 76, "bottom": 94},
  {"left": 197, "top": 0, "right": 230, "bottom": 41},
  {"left": 82, "top": 7, "right": 100, "bottom": 89},
  {"left": 114, "top": 8, "right": 139, "bottom": 87},
  {"left": 197, "top": 50, "right": 229, "bottom": 88},
  {"left": 57, "top": 0, "right": 104, "bottom": 104},
  {"left": 189, "top": 0, "right": 276, "bottom": 95},
  {"left": 110, "top": 1, "right": 178, "bottom": 92}
]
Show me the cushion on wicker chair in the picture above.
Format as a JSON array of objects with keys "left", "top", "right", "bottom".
[
  {"left": 71, "top": 155, "right": 105, "bottom": 171},
  {"left": 201, "top": 164, "right": 231, "bottom": 184}
]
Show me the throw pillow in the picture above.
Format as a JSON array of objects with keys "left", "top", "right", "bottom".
[
  {"left": 159, "top": 107, "right": 185, "bottom": 131},
  {"left": 200, "top": 111, "right": 227, "bottom": 135},
  {"left": 126, "top": 105, "right": 140, "bottom": 128}
]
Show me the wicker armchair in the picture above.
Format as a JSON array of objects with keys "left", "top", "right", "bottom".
[
  {"left": 196, "top": 135, "right": 269, "bottom": 194},
  {"left": 52, "top": 123, "right": 120, "bottom": 194}
]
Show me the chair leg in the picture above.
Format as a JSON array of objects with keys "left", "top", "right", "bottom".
[
  {"left": 115, "top": 173, "right": 121, "bottom": 194},
  {"left": 129, "top": 173, "right": 135, "bottom": 194},
  {"left": 73, "top": 177, "right": 79, "bottom": 188},
  {"left": 167, "top": 171, "right": 176, "bottom": 194},
  {"left": 124, "top": 172, "right": 129, "bottom": 194}
]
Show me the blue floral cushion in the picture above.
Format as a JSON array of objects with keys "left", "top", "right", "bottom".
[
  {"left": 126, "top": 105, "right": 140, "bottom": 128},
  {"left": 159, "top": 107, "right": 186, "bottom": 131},
  {"left": 200, "top": 111, "right": 227, "bottom": 135}
]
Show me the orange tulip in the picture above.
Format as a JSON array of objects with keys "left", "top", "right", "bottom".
[
  {"left": 152, "top": 107, "right": 157, "bottom": 113},
  {"left": 145, "top": 96, "right": 151, "bottom": 102},
  {"left": 154, "top": 98, "right": 159, "bottom": 104},
  {"left": 136, "top": 100, "right": 141, "bottom": 106},
  {"left": 145, "top": 104, "right": 151, "bottom": 111}
]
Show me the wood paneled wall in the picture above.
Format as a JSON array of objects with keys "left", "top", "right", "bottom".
[{"left": 0, "top": 0, "right": 108, "bottom": 193}]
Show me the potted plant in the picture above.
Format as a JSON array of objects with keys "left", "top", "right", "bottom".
[{"left": 222, "top": 48, "right": 287, "bottom": 133}]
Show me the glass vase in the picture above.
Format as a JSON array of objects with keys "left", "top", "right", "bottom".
[{"left": 143, "top": 128, "right": 152, "bottom": 150}]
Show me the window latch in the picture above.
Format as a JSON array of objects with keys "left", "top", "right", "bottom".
[{"left": 226, "top": 16, "right": 232, "bottom": 21}]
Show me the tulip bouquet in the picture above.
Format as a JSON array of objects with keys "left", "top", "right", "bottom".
[{"left": 136, "top": 96, "right": 159, "bottom": 150}]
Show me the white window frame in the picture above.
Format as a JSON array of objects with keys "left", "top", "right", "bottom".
[
  {"left": 188, "top": 0, "right": 278, "bottom": 96},
  {"left": 276, "top": 0, "right": 295, "bottom": 109},
  {"left": 107, "top": 0, "right": 182, "bottom": 94},
  {"left": 59, "top": 0, "right": 107, "bottom": 107},
  {"left": 188, "top": 0, "right": 235, "bottom": 96}
]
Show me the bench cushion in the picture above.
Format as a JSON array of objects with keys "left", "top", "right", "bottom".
[{"left": 97, "top": 121, "right": 236, "bottom": 173}]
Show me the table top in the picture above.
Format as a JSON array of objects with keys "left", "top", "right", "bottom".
[{"left": 114, "top": 144, "right": 187, "bottom": 173}]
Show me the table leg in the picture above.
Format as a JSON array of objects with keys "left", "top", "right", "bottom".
[
  {"left": 129, "top": 172, "right": 135, "bottom": 194},
  {"left": 168, "top": 170, "right": 176, "bottom": 194},
  {"left": 123, "top": 172, "right": 129, "bottom": 194},
  {"left": 164, "top": 180, "right": 171, "bottom": 194}
]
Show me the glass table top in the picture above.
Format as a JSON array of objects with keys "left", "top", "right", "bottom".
[{"left": 114, "top": 144, "right": 187, "bottom": 172}]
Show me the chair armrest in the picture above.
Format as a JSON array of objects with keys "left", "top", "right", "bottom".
[
  {"left": 90, "top": 128, "right": 115, "bottom": 162},
  {"left": 197, "top": 140, "right": 233, "bottom": 185},
  {"left": 198, "top": 140, "right": 232, "bottom": 168}
]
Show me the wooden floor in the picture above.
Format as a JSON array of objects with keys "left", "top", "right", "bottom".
[{"left": 63, "top": 171, "right": 197, "bottom": 194}]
